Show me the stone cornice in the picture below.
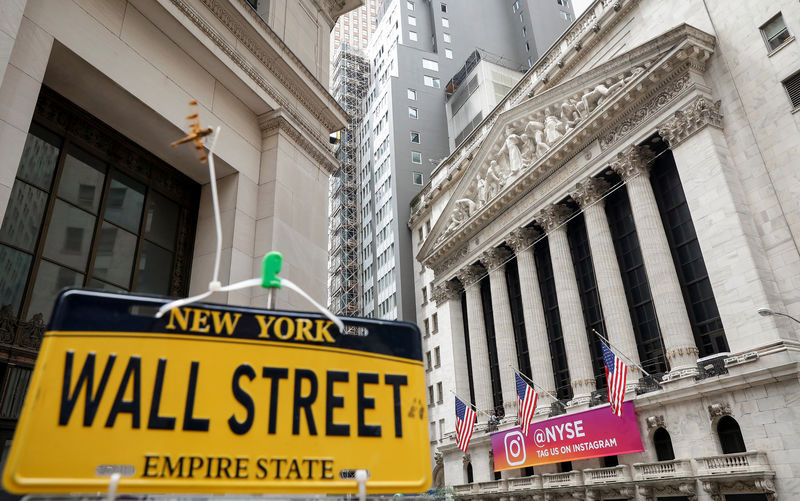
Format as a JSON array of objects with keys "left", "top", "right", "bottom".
[
  {"left": 410, "top": 24, "right": 715, "bottom": 232},
  {"left": 166, "top": 0, "right": 348, "bottom": 142},
  {"left": 258, "top": 112, "right": 338, "bottom": 173},
  {"left": 409, "top": 17, "right": 715, "bottom": 229},
  {"left": 658, "top": 96, "right": 723, "bottom": 147}
]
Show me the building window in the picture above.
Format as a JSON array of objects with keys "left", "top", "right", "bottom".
[
  {"left": 651, "top": 150, "right": 728, "bottom": 357},
  {"left": 424, "top": 75, "right": 441, "bottom": 88},
  {"left": 718, "top": 416, "right": 747, "bottom": 454},
  {"left": 410, "top": 131, "right": 420, "bottom": 143},
  {"left": 557, "top": 0, "right": 569, "bottom": 6},
  {"left": 784, "top": 70, "right": 800, "bottom": 109},
  {"left": 406, "top": 0, "right": 414, "bottom": 10},
  {"left": 760, "top": 13, "right": 790, "bottom": 51},
  {"left": 436, "top": 381, "right": 443, "bottom": 403},
  {"left": 407, "top": 88, "right": 417, "bottom": 100},
  {"left": 409, "top": 31, "right": 418, "bottom": 41},
  {"left": 408, "top": 15, "right": 416, "bottom": 26},
  {"left": 408, "top": 106, "right": 418, "bottom": 118},
  {"left": 443, "top": 32, "right": 451, "bottom": 43},
  {"left": 421, "top": 286, "right": 428, "bottom": 304},
  {"left": 605, "top": 186, "right": 668, "bottom": 375},
  {"left": 442, "top": 18, "right": 449, "bottom": 28},
  {"left": 560, "top": 11, "right": 572, "bottom": 21},
  {"left": 424, "top": 319, "right": 430, "bottom": 337},
  {"left": 534, "top": 237, "right": 572, "bottom": 401},
  {"left": 441, "top": 3, "right": 447, "bottom": 12},
  {"left": 525, "top": 41, "right": 530, "bottom": 52},
  {"left": 411, "top": 151, "right": 422, "bottom": 164},
  {"left": 428, "top": 385, "right": 434, "bottom": 405},
  {"left": 513, "top": 0, "right": 520, "bottom": 12},
  {"left": 520, "top": 12, "right": 524, "bottom": 22},
  {"left": 432, "top": 312, "right": 438, "bottom": 332},
  {"left": 422, "top": 59, "right": 439, "bottom": 71},
  {"left": 522, "top": 25, "right": 527, "bottom": 37},
  {"left": 412, "top": 172, "right": 423, "bottom": 185},
  {"left": 653, "top": 428, "right": 676, "bottom": 461},
  {"left": 528, "top": 57, "right": 533, "bottom": 68},
  {"left": 445, "top": 48, "right": 453, "bottom": 59},
  {"left": 0, "top": 88, "right": 198, "bottom": 351}
]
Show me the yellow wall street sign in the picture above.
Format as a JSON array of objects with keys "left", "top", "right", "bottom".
[{"left": 3, "top": 290, "right": 431, "bottom": 495}]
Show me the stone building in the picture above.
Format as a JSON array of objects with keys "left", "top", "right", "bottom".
[
  {"left": 410, "top": 0, "right": 800, "bottom": 499},
  {"left": 0, "top": 0, "right": 358, "bottom": 449}
]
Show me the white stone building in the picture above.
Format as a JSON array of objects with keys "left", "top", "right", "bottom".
[
  {"left": 0, "top": 0, "right": 358, "bottom": 451},
  {"left": 410, "top": 0, "right": 800, "bottom": 499}
]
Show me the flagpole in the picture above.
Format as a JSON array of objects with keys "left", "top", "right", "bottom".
[
  {"left": 591, "top": 328, "right": 655, "bottom": 379},
  {"left": 508, "top": 365, "right": 567, "bottom": 409},
  {"left": 448, "top": 389, "right": 494, "bottom": 418}
]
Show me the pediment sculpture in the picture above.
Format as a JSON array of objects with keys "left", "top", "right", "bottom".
[{"left": 440, "top": 65, "right": 645, "bottom": 240}]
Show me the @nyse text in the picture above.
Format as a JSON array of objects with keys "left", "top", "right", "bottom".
[{"left": 504, "top": 430, "right": 527, "bottom": 466}]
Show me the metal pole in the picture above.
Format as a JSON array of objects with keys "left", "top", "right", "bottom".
[
  {"left": 448, "top": 389, "right": 493, "bottom": 418},
  {"left": 508, "top": 365, "right": 566, "bottom": 408},
  {"left": 591, "top": 329, "right": 653, "bottom": 378},
  {"left": 266, "top": 289, "right": 275, "bottom": 309}
]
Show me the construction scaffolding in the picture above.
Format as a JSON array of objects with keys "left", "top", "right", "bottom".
[{"left": 328, "top": 45, "right": 370, "bottom": 317}]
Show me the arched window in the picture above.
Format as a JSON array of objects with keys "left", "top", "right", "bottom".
[
  {"left": 653, "top": 427, "right": 675, "bottom": 461},
  {"left": 718, "top": 416, "right": 746, "bottom": 454},
  {"left": 466, "top": 462, "right": 473, "bottom": 483}
]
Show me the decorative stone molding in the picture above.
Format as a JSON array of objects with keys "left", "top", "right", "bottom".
[
  {"left": 536, "top": 204, "right": 574, "bottom": 232},
  {"left": 480, "top": 247, "right": 512, "bottom": 270},
  {"left": 431, "top": 281, "right": 463, "bottom": 305},
  {"left": 570, "top": 177, "right": 611, "bottom": 208},
  {"left": 507, "top": 227, "right": 541, "bottom": 253},
  {"left": 645, "top": 415, "right": 665, "bottom": 430},
  {"left": 598, "top": 72, "right": 691, "bottom": 150},
  {"left": 431, "top": 245, "right": 469, "bottom": 278},
  {"left": 658, "top": 96, "right": 723, "bottom": 147},
  {"left": 707, "top": 402, "right": 732, "bottom": 419},
  {"left": 457, "top": 264, "right": 485, "bottom": 289},
  {"left": 610, "top": 145, "right": 656, "bottom": 180},
  {"left": 167, "top": 0, "right": 344, "bottom": 167},
  {"left": 259, "top": 114, "right": 338, "bottom": 173},
  {"left": 724, "top": 351, "right": 759, "bottom": 367}
]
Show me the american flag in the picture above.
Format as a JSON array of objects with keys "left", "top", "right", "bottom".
[
  {"left": 455, "top": 396, "right": 476, "bottom": 453},
  {"left": 515, "top": 373, "right": 537, "bottom": 435},
  {"left": 601, "top": 341, "right": 627, "bottom": 417}
]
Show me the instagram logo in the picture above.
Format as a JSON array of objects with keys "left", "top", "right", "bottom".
[{"left": 504, "top": 430, "right": 527, "bottom": 466}]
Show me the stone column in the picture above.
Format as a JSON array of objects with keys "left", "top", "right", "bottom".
[
  {"left": 457, "top": 264, "right": 493, "bottom": 420},
  {"left": 571, "top": 178, "right": 642, "bottom": 384},
  {"left": 432, "top": 280, "right": 470, "bottom": 399},
  {"left": 537, "top": 205, "right": 596, "bottom": 402},
  {"left": 612, "top": 145, "right": 699, "bottom": 374},
  {"left": 479, "top": 247, "right": 519, "bottom": 413},
  {"left": 507, "top": 228, "right": 557, "bottom": 399}
]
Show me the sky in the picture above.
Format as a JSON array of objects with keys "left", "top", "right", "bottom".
[{"left": 572, "top": 0, "right": 593, "bottom": 17}]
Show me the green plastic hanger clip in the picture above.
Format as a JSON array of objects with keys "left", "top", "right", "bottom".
[{"left": 261, "top": 252, "right": 283, "bottom": 289}]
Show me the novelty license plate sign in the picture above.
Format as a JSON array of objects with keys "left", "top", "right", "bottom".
[{"left": 3, "top": 290, "right": 430, "bottom": 494}]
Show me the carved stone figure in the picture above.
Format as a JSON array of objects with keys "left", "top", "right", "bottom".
[
  {"left": 543, "top": 113, "right": 565, "bottom": 145},
  {"left": 497, "top": 125, "right": 523, "bottom": 173},
  {"left": 560, "top": 98, "right": 582, "bottom": 131},
  {"left": 522, "top": 119, "right": 549, "bottom": 158},
  {"left": 444, "top": 198, "right": 476, "bottom": 234},
  {"left": 486, "top": 160, "right": 502, "bottom": 200}
]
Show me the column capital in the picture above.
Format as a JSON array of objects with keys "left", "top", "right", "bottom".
[
  {"left": 431, "top": 280, "right": 463, "bottom": 305},
  {"left": 658, "top": 97, "right": 722, "bottom": 148},
  {"left": 610, "top": 144, "right": 655, "bottom": 180},
  {"left": 571, "top": 177, "right": 611, "bottom": 208},
  {"left": 536, "top": 204, "right": 573, "bottom": 232},
  {"left": 507, "top": 227, "right": 541, "bottom": 253},
  {"left": 457, "top": 264, "right": 485, "bottom": 287},
  {"left": 480, "top": 247, "right": 512, "bottom": 271}
]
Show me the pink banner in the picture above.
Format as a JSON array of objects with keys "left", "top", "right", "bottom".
[{"left": 491, "top": 401, "right": 643, "bottom": 471}]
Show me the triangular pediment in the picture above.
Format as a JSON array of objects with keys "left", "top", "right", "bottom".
[{"left": 418, "top": 24, "right": 714, "bottom": 271}]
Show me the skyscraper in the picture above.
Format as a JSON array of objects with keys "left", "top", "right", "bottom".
[{"left": 358, "top": 0, "right": 574, "bottom": 320}]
